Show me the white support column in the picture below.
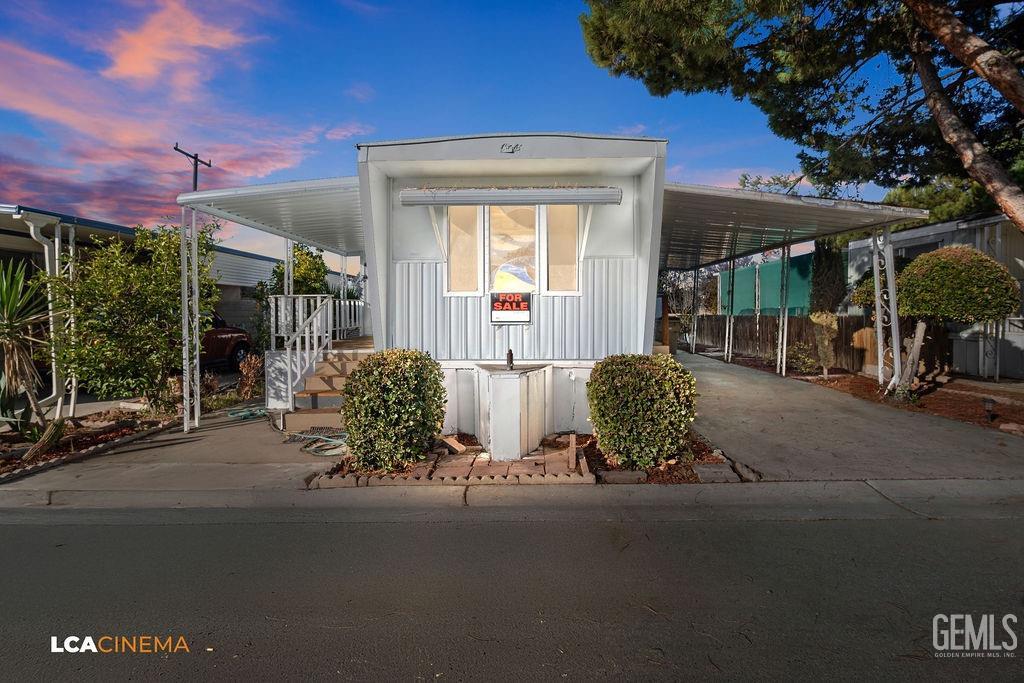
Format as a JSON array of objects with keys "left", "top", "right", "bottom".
[
  {"left": 19, "top": 212, "right": 64, "bottom": 411},
  {"left": 190, "top": 208, "right": 201, "bottom": 427},
  {"left": 754, "top": 262, "right": 761, "bottom": 359},
  {"left": 870, "top": 231, "right": 886, "bottom": 385},
  {"left": 689, "top": 268, "right": 699, "bottom": 354},
  {"left": 67, "top": 224, "right": 78, "bottom": 418},
  {"left": 725, "top": 257, "right": 736, "bottom": 363},
  {"left": 776, "top": 245, "right": 791, "bottom": 375},
  {"left": 882, "top": 228, "right": 902, "bottom": 391},
  {"left": 179, "top": 209, "right": 192, "bottom": 432}
]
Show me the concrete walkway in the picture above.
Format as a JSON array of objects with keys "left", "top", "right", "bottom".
[
  {"left": 0, "top": 405, "right": 326, "bottom": 501},
  {"left": 682, "top": 351, "right": 1024, "bottom": 481}
]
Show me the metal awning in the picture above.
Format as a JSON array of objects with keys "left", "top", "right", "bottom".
[
  {"left": 660, "top": 183, "right": 928, "bottom": 270},
  {"left": 177, "top": 177, "right": 363, "bottom": 255},
  {"left": 399, "top": 186, "right": 622, "bottom": 206}
]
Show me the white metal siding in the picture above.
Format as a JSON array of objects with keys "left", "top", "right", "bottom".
[
  {"left": 392, "top": 258, "right": 638, "bottom": 360},
  {"left": 212, "top": 251, "right": 276, "bottom": 288}
]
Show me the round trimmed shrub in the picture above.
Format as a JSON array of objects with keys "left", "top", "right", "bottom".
[
  {"left": 898, "top": 245, "right": 1020, "bottom": 323},
  {"left": 342, "top": 349, "right": 446, "bottom": 472},
  {"left": 586, "top": 354, "right": 697, "bottom": 470}
]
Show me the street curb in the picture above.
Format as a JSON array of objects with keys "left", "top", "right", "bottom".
[{"left": 0, "top": 420, "right": 178, "bottom": 487}]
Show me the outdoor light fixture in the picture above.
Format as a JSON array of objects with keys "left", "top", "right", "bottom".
[{"left": 983, "top": 397, "right": 997, "bottom": 422}]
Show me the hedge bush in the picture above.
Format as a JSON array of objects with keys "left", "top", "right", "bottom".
[
  {"left": 586, "top": 354, "right": 697, "bottom": 470},
  {"left": 342, "top": 349, "right": 446, "bottom": 472},
  {"left": 898, "top": 245, "right": 1020, "bottom": 323}
]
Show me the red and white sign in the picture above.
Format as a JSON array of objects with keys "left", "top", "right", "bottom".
[{"left": 490, "top": 292, "right": 531, "bottom": 324}]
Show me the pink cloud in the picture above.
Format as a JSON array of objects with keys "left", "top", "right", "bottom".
[
  {"left": 325, "top": 122, "right": 375, "bottom": 141},
  {"left": 344, "top": 82, "right": 376, "bottom": 103},
  {"left": 101, "top": 0, "right": 251, "bottom": 101},
  {"left": 0, "top": 13, "right": 324, "bottom": 229}
]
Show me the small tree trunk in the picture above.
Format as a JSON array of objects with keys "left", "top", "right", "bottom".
[
  {"left": 894, "top": 320, "right": 929, "bottom": 395},
  {"left": 902, "top": 0, "right": 1024, "bottom": 115},
  {"left": 910, "top": 39, "right": 1024, "bottom": 235}
]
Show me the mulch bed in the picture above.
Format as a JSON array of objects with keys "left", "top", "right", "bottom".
[
  {"left": 577, "top": 430, "right": 725, "bottom": 484},
  {"left": 805, "top": 374, "right": 1024, "bottom": 431},
  {"left": 0, "top": 411, "right": 168, "bottom": 478}
]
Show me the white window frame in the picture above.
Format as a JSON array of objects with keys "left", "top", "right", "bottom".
[
  {"left": 442, "top": 205, "right": 484, "bottom": 297},
  {"left": 539, "top": 205, "right": 582, "bottom": 296},
  {"left": 485, "top": 204, "right": 541, "bottom": 296},
  {"left": 442, "top": 204, "right": 583, "bottom": 297}
]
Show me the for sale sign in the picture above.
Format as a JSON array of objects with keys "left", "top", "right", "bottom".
[{"left": 490, "top": 292, "right": 531, "bottom": 324}]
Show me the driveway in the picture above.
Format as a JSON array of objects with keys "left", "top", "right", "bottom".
[{"left": 681, "top": 352, "right": 1024, "bottom": 481}]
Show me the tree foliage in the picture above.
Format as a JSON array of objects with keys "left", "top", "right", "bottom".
[
  {"left": 581, "top": 1, "right": 1023, "bottom": 208},
  {"left": 898, "top": 245, "right": 1019, "bottom": 323},
  {"left": 0, "top": 260, "right": 51, "bottom": 428},
  {"left": 810, "top": 238, "right": 848, "bottom": 313},
  {"left": 44, "top": 226, "right": 219, "bottom": 404}
]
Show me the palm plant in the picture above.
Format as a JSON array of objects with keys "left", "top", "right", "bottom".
[{"left": 0, "top": 260, "right": 51, "bottom": 427}]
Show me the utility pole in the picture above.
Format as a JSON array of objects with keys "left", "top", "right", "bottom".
[
  {"left": 174, "top": 143, "right": 212, "bottom": 191},
  {"left": 174, "top": 143, "right": 210, "bottom": 432}
]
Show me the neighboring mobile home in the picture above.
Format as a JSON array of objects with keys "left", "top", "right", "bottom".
[{"left": 848, "top": 213, "right": 1024, "bottom": 379}]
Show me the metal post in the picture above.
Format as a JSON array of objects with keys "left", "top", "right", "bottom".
[
  {"left": 725, "top": 257, "right": 736, "bottom": 362},
  {"left": 689, "top": 269, "right": 699, "bottom": 354},
  {"left": 870, "top": 231, "right": 886, "bottom": 385},
  {"left": 67, "top": 224, "right": 78, "bottom": 418},
  {"left": 190, "top": 208, "right": 201, "bottom": 427},
  {"left": 179, "top": 209, "right": 191, "bottom": 433},
  {"left": 776, "top": 245, "right": 791, "bottom": 375},
  {"left": 754, "top": 262, "right": 761, "bottom": 359},
  {"left": 881, "top": 228, "right": 903, "bottom": 390}
]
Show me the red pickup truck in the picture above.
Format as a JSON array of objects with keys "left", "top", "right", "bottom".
[{"left": 201, "top": 312, "right": 251, "bottom": 369}]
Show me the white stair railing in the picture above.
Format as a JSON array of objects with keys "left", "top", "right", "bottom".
[
  {"left": 282, "top": 296, "right": 333, "bottom": 411},
  {"left": 333, "top": 299, "right": 366, "bottom": 338},
  {"left": 269, "top": 294, "right": 331, "bottom": 350}
]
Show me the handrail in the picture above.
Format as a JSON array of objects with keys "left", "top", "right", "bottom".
[{"left": 283, "top": 295, "right": 334, "bottom": 411}]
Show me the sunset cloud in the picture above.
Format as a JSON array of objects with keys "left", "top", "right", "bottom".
[
  {"left": 0, "top": 4, "right": 333, "bottom": 231},
  {"left": 325, "top": 122, "right": 375, "bottom": 141},
  {"left": 101, "top": 0, "right": 250, "bottom": 100}
]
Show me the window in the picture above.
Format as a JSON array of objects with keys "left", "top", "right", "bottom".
[
  {"left": 447, "top": 206, "right": 480, "bottom": 293},
  {"left": 488, "top": 206, "right": 537, "bottom": 293},
  {"left": 545, "top": 205, "right": 578, "bottom": 292}
]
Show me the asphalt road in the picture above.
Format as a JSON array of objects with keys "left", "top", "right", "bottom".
[{"left": 2, "top": 508, "right": 1023, "bottom": 681}]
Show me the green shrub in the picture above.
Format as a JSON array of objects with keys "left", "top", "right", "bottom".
[
  {"left": 342, "top": 349, "right": 446, "bottom": 472},
  {"left": 586, "top": 354, "right": 697, "bottom": 470},
  {"left": 898, "top": 245, "right": 1020, "bottom": 323},
  {"left": 785, "top": 342, "right": 819, "bottom": 375}
]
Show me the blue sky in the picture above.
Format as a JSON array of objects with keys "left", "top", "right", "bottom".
[{"left": 0, "top": 0, "right": 843, "bottom": 267}]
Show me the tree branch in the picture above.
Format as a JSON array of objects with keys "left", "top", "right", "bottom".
[{"left": 903, "top": 0, "right": 1024, "bottom": 114}]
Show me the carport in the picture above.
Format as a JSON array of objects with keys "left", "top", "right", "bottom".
[{"left": 659, "top": 183, "right": 926, "bottom": 381}]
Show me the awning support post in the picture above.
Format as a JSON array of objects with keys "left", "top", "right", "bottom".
[
  {"left": 724, "top": 256, "right": 736, "bottom": 363},
  {"left": 776, "top": 245, "right": 791, "bottom": 375},
  {"left": 190, "top": 209, "right": 201, "bottom": 428},
  {"left": 19, "top": 212, "right": 64, "bottom": 413},
  {"left": 179, "top": 209, "right": 192, "bottom": 433},
  {"left": 754, "top": 262, "right": 761, "bottom": 359},
  {"left": 871, "top": 228, "right": 903, "bottom": 390},
  {"left": 689, "top": 268, "right": 699, "bottom": 354}
]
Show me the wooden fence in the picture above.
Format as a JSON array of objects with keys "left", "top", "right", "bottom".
[{"left": 685, "top": 314, "right": 949, "bottom": 373}]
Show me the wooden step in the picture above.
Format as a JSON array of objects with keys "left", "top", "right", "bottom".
[
  {"left": 315, "top": 360, "right": 361, "bottom": 377},
  {"left": 294, "top": 388, "right": 343, "bottom": 398},
  {"left": 324, "top": 348, "right": 374, "bottom": 362},
  {"left": 282, "top": 408, "right": 345, "bottom": 432},
  {"left": 304, "top": 375, "right": 347, "bottom": 392}
]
